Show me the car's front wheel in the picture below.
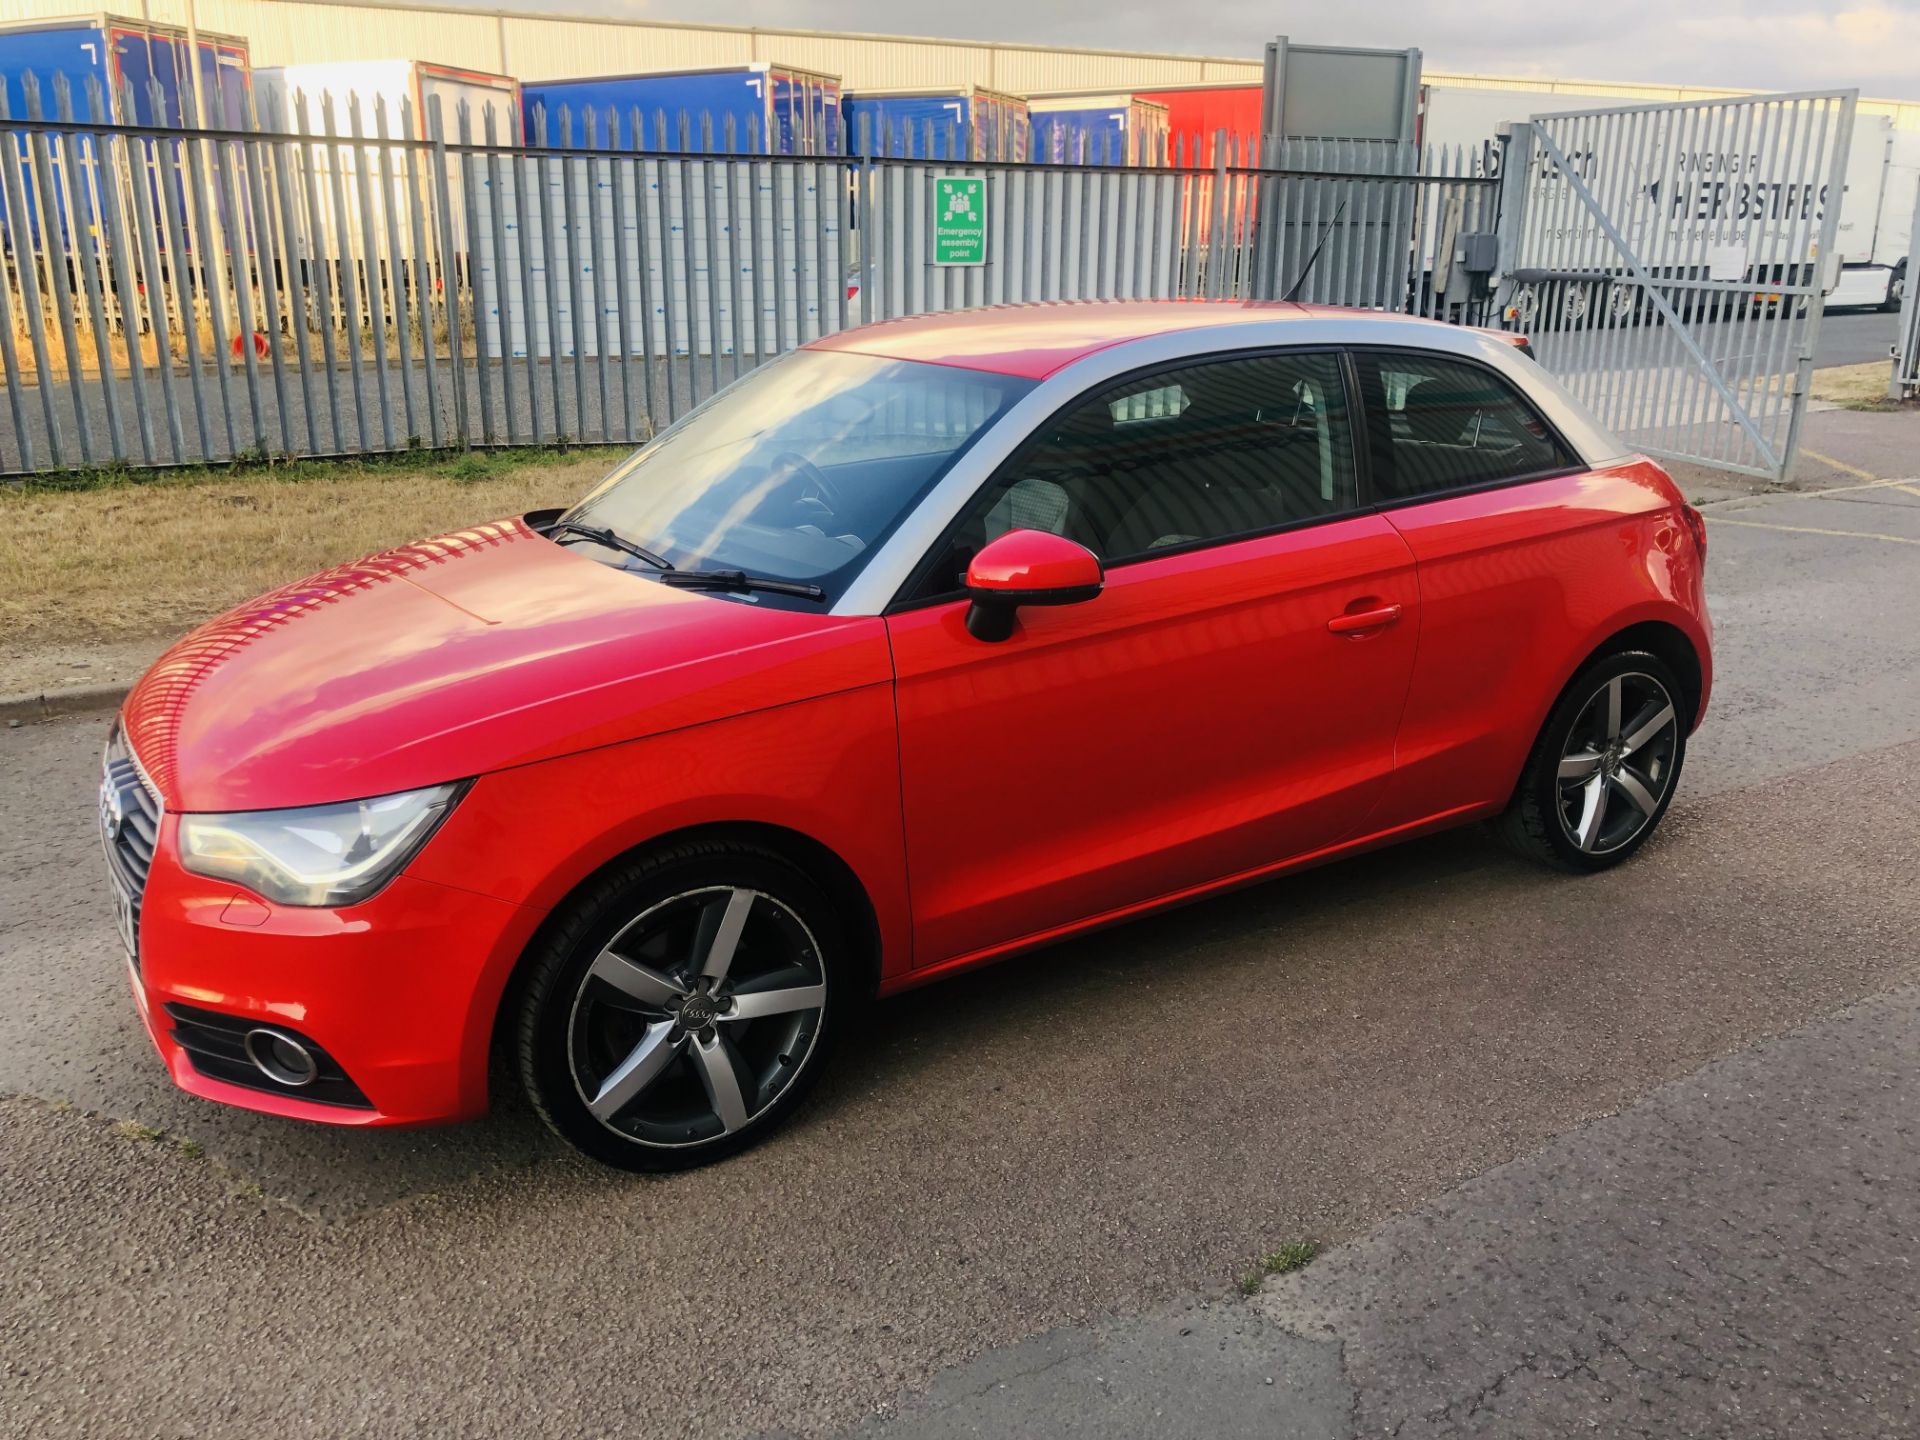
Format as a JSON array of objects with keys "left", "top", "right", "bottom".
[
  {"left": 1499, "top": 650, "right": 1688, "bottom": 873},
  {"left": 515, "top": 842, "right": 847, "bottom": 1171}
]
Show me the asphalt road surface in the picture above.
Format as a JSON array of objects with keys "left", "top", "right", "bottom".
[
  {"left": 1, "top": 409, "right": 1917, "bottom": 1436},
  {"left": 1, "top": 309, "right": 1900, "bottom": 474}
]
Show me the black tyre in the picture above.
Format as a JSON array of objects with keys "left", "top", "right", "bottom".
[
  {"left": 1498, "top": 650, "right": 1688, "bottom": 874},
  {"left": 1882, "top": 260, "right": 1907, "bottom": 314},
  {"left": 515, "top": 841, "right": 848, "bottom": 1172}
]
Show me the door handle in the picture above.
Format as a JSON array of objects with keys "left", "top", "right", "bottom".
[{"left": 1327, "top": 602, "right": 1404, "bottom": 635}]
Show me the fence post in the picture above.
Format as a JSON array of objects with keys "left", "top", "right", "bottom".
[
  {"left": 239, "top": 85, "right": 295, "bottom": 459},
  {"left": 262, "top": 86, "right": 321, "bottom": 458},
  {"left": 1207, "top": 130, "right": 1230, "bottom": 300},
  {"left": 1489, "top": 121, "right": 1535, "bottom": 325},
  {"left": 458, "top": 99, "right": 499, "bottom": 446},
  {"left": 318, "top": 92, "right": 369, "bottom": 451},
  {"left": 426, "top": 95, "right": 470, "bottom": 449},
  {"left": 482, "top": 103, "right": 522, "bottom": 445},
  {"left": 558, "top": 105, "right": 589, "bottom": 439},
  {"left": 375, "top": 94, "right": 419, "bottom": 446},
  {"left": 88, "top": 76, "right": 159, "bottom": 464},
  {"left": 1780, "top": 92, "right": 1855, "bottom": 482},
  {"left": 346, "top": 93, "right": 395, "bottom": 449},
  {"left": 1889, "top": 182, "right": 1920, "bottom": 400},
  {"left": 0, "top": 81, "right": 54, "bottom": 469}
]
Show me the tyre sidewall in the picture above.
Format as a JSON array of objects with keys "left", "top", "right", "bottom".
[{"left": 520, "top": 848, "right": 848, "bottom": 1173}]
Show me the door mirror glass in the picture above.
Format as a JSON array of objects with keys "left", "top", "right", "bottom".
[{"left": 964, "top": 529, "right": 1104, "bottom": 641}]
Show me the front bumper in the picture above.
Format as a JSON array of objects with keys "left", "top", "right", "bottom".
[{"left": 128, "top": 824, "right": 542, "bottom": 1127}]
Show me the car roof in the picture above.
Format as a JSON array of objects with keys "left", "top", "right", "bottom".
[{"left": 803, "top": 300, "right": 1451, "bottom": 379}]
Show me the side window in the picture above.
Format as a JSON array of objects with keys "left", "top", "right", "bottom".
[
  {"left": 918, "top": 351, "right": 1358, "bottom": 596},
  {"left": 1356, "top": 351, "right": 1577, "bottom": 500}
]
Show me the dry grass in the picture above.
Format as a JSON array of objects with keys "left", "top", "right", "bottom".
[
  {"left": 0, "top": 449, "right": 615, "bottom": 691},
  {"left": 1809, "top": 361, "right": 1902, "bottom": 410}
]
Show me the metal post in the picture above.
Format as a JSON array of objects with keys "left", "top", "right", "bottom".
[
  {"left": 1781, "top": 93, "right": 1856, "bottom": 481},
  {"left": 458, "top": 99, "right": 498, "bottom": 446},
  {"left": 1, "top": 84, "right": 72, "bottom": 467},
  {"left": 427, "top": 96, "right": 470, "bottom": 448},
  {"left": 1890, "top": 176, "right": 1920, "bottom": 399},
  {"left": 1489, "top": 122, "right": 1535, "bottom": 322}
]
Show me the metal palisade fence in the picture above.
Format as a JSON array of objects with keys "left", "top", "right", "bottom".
[{"left": 0, "top": 80, "right": 1499, "bottom": 475}]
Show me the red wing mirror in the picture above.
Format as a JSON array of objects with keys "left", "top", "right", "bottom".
[{"left": 963, "top": 529, "right": 1105, "bottom": 642}]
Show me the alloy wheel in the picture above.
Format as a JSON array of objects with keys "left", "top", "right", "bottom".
[
  {"left": 1554, "top": 672, "right": 1680, "bottom": 855},
  {"left": 567, "top": 886, "right": 827, "bottom": 1149}
]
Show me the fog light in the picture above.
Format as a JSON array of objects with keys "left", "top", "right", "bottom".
[{"left": 243, "top": 1027, "right": 319, "bottom": 1088}]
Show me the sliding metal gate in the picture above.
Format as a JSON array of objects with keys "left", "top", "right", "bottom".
[{"left": 1503, "top": 90, "right": 1856, "bottom": 481}]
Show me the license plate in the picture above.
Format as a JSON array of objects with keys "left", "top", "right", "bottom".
[{"left": 108, "top": 883, "right": 138, "bottom": 961}]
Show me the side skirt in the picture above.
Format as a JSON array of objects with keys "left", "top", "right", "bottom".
[{"left": 878, "top": 800, "right": 1498, "bottom": 998}]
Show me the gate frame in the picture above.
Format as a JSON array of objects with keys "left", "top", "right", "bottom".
[
  {"left": 1892, "top": 181, "right": 1920, "bottom": 401},
  {"left": 1497, "top": 90, "right": 1857, "bottom": 484}
]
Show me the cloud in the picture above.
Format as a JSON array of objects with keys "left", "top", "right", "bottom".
[{"left": 574, "top": 0, "right": 1920, "bottom": 100}]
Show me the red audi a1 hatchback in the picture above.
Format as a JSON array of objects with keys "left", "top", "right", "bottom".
[{"left": 101, "top": 301, "right": 1711, "bottom": 1170}]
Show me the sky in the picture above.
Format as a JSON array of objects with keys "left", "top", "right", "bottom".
[{"left": 509, "top": 0, "right": 1919, "bottom": 101}]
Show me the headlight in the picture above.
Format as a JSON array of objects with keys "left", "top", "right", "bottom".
[{"left": 178, "top": 782, "right": 467, "bottom": 908}]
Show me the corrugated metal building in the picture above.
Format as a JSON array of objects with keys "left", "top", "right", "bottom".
[
  {"left": 0, "top": 1, "right": 1263, "bottom": 91},
  {"left": 2, "top": 0, "right": 1913, "bottom": 132}
]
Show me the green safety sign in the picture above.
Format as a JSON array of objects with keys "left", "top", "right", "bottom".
[{"left": 932, "top": 176, "right": 987, "bottom": 266}]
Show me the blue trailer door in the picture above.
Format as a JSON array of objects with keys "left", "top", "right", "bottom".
[
  {"left": 0, "top": 25, "right": 113, "bottom": 248},
  {"left": 1033, "top": 107, "right": 1129, "bottom": 164},
  {"left": 845, "top": 94, "right": 967, "bottom": 157},
  {"left": 111, "top": 28, "right": 186, "bottom": 123},
  {"left": 0, "top": 25, "right": 111, "bottom": 114}
]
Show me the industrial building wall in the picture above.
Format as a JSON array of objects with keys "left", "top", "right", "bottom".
[
  {"left": 0, "top": 1, "right": 1261, "bottom": 91},
  {"left": 0, "top": 0, "right": 1910, "bottom": 131}
]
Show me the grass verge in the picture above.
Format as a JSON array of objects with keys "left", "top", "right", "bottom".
[
  {"left": 1809, "top": 361, "right": 1905, "bottom": 411},
  {"left": 0, "top": 446, "right": 620, "bottom": 694}
]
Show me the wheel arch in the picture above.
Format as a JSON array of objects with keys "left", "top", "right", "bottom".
[
  {"left": 1496, "top": 614, "right": 1707, "bottom": 818},
  {"left": 1579, "top": 619, "right": 1705, "bottom": 730},
  {"left": 483, "top": 820, "right": 886, "bottom": 1094}
]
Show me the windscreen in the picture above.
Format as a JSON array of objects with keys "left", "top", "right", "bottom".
[{"left": 565, "top": 351, "right": 1033, "bottom": 607}]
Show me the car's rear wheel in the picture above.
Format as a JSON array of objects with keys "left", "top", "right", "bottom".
[
  {"left": 1499, "top": 650, "right": 1687, "bottom": 873},
  {"left": 516, "top": 842, "right": 846, "bottom": 1171}
]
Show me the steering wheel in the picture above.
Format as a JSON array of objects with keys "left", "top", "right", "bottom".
[{"left": 771, "top": 450, "right": 842, "bottom": 523}]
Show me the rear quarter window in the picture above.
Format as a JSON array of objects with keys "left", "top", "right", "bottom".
[{"left": 1356, "top": 351, "right": 1578, "bottom": 501}]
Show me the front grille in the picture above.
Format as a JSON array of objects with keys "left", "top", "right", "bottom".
[
  {"left": 164, "top": 1003, "right": 374, "bottom": 1109},
  {"left": 100, "top": 725, "right": 163, "bottom": 972}
]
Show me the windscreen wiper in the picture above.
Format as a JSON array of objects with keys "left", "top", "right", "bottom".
[
  {"left": 544, "top": 520, "right": 673, "bottom": 572},
  {"left": 655, "top": 569, "right": 826, "bottom": 601}
]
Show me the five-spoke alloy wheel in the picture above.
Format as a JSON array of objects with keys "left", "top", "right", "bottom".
[
  {"left": 1552, "top": 671, "right": 1679, "bottom": 856},
  {"left": 517, "top": 844, "right": 847, "bottom": 1171},
  {"left": 1500, "top": 650, "right": 1689, "bottom": 872}
]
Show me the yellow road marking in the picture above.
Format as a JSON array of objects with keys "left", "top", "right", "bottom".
[
  {"left": 1890, "top": 483, "right": 1920, "bottom": 499},
  {"left": 1713, "top": 475, "right": 1920, "bottom": 511},
  {"left": 1799, "top": 448, "right": 1879, "bottom": 483},
  {"left": 1705, "top": 515, "right": 1920, "bottom": 546}
]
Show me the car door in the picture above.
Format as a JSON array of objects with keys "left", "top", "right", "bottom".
[
  {"left": 1346, "top": 346, "right": 1644, "bottom": 828},
  {"left": 884, "top": 349, "right": 1422, "bottom": 970}
]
